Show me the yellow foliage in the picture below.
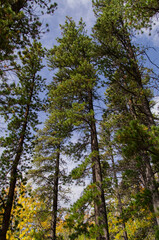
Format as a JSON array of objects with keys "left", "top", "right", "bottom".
[
  {"left": 6, "top": 185, "right": 50, "bottom": 240},
  {"left": 108, "top": 198, "right": 154, "bottom": 240}
]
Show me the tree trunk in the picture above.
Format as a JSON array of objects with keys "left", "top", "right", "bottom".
[
  {"left": 110, "top": 152, "right": 129, "bottom": 240},
  {"left": 88, "top": 89, "right": 110, "bottom": 240},
  {"left": 51, "top": 148, "right": 60, "bottom": 240}
]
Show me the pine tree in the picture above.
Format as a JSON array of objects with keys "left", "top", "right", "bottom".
[
  {"left": 29, "top": 105, "right": 72, "bottom": 239},
  {"left": 92, "top": 0, "right": 159, "bottom": 227},
  {"left": 47, "top": 18, "right": 109, "bottom": 240},
  {"left": 0, "top": 41, "right": 45, "bottom": 240}
]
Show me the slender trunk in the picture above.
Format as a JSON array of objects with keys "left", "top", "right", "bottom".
[
  {"left": 0, "top": 77, "right": 35, "bottom": 240},
  {"left": 51, "top": 147, "right": 60, "bottom": 240},
  {"left": 110, "top": 153, "right": 128, "bottom": 240},
  {"left": 88, "top": 89, "right": 109, "bottom": 240},
  {"left": 117, "top": 195, "right": 129, "bottom": 240}
]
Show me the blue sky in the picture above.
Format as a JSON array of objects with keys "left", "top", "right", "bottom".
[
  {"left": 41, "top": 0, "right": 95, "bottom": 49},
  {"left": 41, "top": 1, "right": 159, "bottom": 49}
]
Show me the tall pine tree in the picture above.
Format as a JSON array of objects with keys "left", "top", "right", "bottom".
[
  {"left": 0, "top": 41, "right": 45, "bottom": 240},
  {"left": 29, "top": 104, "right": 72, "bottom": 239},
  {"left": 92, "top": 0, "right": 159, "bottom": 227},
  {"left": 47, "top": 18, "right": 109, "bottom": 240}
]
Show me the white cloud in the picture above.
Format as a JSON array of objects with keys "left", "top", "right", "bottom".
[
  {"left": 60, "top": 0, "right": 95, "bottom": 31},
  {"left": 152, "top": 96, "right": 159, "bottom": 115},
  {"left": 66, "top": 0, "right": 90, "bottom": 8},
  {"left": 137, "top": 15, "right": 159, "bottom": 47},
  {"left": 40, "top": 0, "right": 95, "bottom": 48}
]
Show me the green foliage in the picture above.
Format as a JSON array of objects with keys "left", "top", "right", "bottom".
[
  {"left": 71, "top": 156, "right": 91, "bottom": 180},
  {"left": 123, "top": 0, "right": 159, "bottom": 31},
  {"left": 65, "top": 184, "right": 100, "bottom": 239},
  {"left": 0, "top": 40, "right": 45, "bottom": 156},
  {"left": 29, "top": 111, "right": 72, "bottom": 228},
  {"left": 116, "top": 120, "right": 159, "bottom": 169},
  {"left": 155, "top": 226, "right": 159, "bottom": 239},
  {"left": 93, "top": 0, "right": 159, "bottom": 32}
]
